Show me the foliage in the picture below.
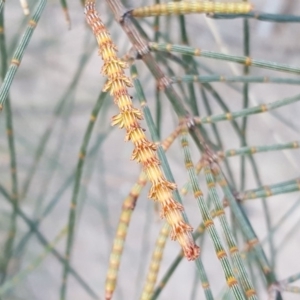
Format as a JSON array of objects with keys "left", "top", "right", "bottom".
[{"left": 0, "top": 1, "right": 299, "bottom": 299}]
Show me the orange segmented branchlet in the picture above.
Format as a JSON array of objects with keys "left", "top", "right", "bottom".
[
  {"left": 105, "top": 127, "right": 182, "bottom": 300},
  {"left": 131, "top": 1, "right": 253, "bottom": 18},
  {"left": 84, "top": 1, "right": 199, "bottom": 263}
]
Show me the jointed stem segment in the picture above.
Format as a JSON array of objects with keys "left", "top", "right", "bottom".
[
  {"left": 140, "top": 223, "right": 170, "bottom": 300},
  {"left": 84, "top": 1, "right": 199, "bottom": 264},
  {"left": 105, "top": 174, "right": 147, "bottom": 300},
  {"left": 131, "top": 1, "right": 252, "bottom": 18}
]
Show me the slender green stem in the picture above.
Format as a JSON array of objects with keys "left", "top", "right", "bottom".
[
  {"left": 60, "top": 91, "right": 107, "bottom": 299},
  {"left": 212, "top": 165, "right": 281, "bottom": 298},
  {"left": 21, "top": 41, "right": 94, "bottom": 199},
  {"left": 0, "top": 8, "right": 19, "bottom": 284},
  {"left": 171, "top": 74, "right": 300, "bottom": 85},
  {"left": 149, "top": 42, "right": 300, "bottom": 74},
  {"left": 0, "top": 184, "right": 97, "bottom": 299},
  {"left": 14, "top": 130, "right": 112, "bottom": 260},
  {"left": 240, "top": 178, "right": 300, "bottom": 200},
  {"left": 260, "top": 198, "right": 300, "bottom": 248},
  {"left": 203, "top": 165, "right": 257, "bottom": 299},
  {"left": 0, "top": 0, "right": 47, "bottom": 107},
  {"left": 177, "top": 6, "right": 200, "bottom": 117},
  {"left": 241, "top": 11, "right": 250, "bottom": 192},
  {"left": 211, "top": 11, "right": 300, "bottom": 22},
  {"left": 201, "top": 82, "right": 243, "bottom": 141},
  {"left": 241, "top": 12, "right": 274, "bottom": 268},
  {"left": 0, "top": 226, "right": 68, "bottom": 296},
  {"left": 222, "top": 141, "right": 300, "bottom": 157},
  {"left": 248, "top": 156, "right": 275, "bottom": 269},
  {"left": 274, "top": 218, "right": 300, "bottom": 258},
  {"left": 200, "top": 87, "right": 235, "bottom": 185},
  {"left": 180, "top": 131, "right": 245, "bottom": 299},
  {"left": 194, "top": 92, "right": 300, "bottom": 124}
]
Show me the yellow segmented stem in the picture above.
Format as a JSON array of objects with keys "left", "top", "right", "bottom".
[
  {"left": 132, "top": 1, "right": 253, "bottom": 18},
  {"left": 105, "top": 172, "right": 147, "bottom": 300},
  {"left": 140, "top": 223, "right": 170, "bottom": 300},
  {"left": 84, "top": 0, "right": 199, "bottom": 296},
  {"left": 160, "top": 125, "right": 182, "bottom": 151}
]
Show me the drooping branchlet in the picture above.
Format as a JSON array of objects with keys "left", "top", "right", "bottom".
[{"left": 84, "top": 1, "right": 199, "bottom": 262}]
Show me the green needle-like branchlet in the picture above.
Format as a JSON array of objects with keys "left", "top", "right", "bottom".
[
  {"left": 0, "top": 226, "right": 68, "bottom": 296},
  {"left": 60, "top": 91, "right": 107, "bottom": 300},
  {"left": 193, "top": 93, "right": 300, "bottom": 125},
  {"left": 240, "top": 178, "right": 300, "bottom": 201},
  {"left": 0, "top": 9, "right": 19, "bottom": 284},
  {"left": 203, "top": 164, "right": 257, "bottom": 299},
  {"left": 0, "top": 0, "right": 47, "bottom": 108},
  {"left": 149, "top": 42, "right": 300, "bottom": 74},
  {"left": 211, "top": 166, "right": 281, "bottom": 294},
  {"left": 180, "top": 130, "right": 245, "bottom": 299},
  {"left": 0, "top": 184, "right": 97, "bottom": 298},
  {"left": 211, "top": 11, "right": 300, "bottom": 22},
  {"left": 171, "top": 74, "right": 300, "bottom": 85},
  {"left": 222, "top": 141, "right": 300, "bottom": 157}
]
